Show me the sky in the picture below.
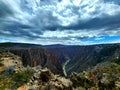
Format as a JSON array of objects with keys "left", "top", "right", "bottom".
[{"left": 0, "top": 0, "right": 120, "bottom": 45}]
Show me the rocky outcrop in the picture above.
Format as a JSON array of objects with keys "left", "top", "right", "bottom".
[
  {"left": 22, "top": 62, "right": 120, "bottom": 90},
  {"left": 0, "top": 52, "right": 23, "bottom": 73},
  {"left": 26, "top": 67, "right": 73, "bottom": 90}
]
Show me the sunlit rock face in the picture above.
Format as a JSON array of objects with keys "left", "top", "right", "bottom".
[{"left": 0, "top": 52, "right": 23, "bottom": 73}]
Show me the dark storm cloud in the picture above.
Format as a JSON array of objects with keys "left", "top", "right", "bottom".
[
  {"left": 43, "top": 13, "right": 120, "bottom": 33},
  {"left": 4, "top": 22, "right": 32, "bottom": 30},
  {"left": 0, "top": 21, "right": 42, "bottom": 40},
  {"left": 0, "top": 0, "right": 42, "bottom": 40},
  {"left": 61, "top": 14, "right": 120, "bottom": 30},
  {"left": 0, "top": 29, "right": 40, "bottom": 40},
  {"left": 0, "top": 1, "right": 13, "bottom": 18}
]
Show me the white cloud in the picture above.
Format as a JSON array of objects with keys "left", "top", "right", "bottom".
[
  {"left": 41, "top": 29, "right": 105, "bottom": 38},
  {"left": 112, "top": 39, "right": 120, "bottom": 43},
  {"left": 1, "top": 0, "right": 120, "bottom": 45},
  {"left": 2, "top": 0, "right": 120, "bottom": 28}
]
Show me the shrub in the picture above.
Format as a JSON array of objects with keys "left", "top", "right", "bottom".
[{"left": 11, "top": 70, "right": 32, "bottom": 89}]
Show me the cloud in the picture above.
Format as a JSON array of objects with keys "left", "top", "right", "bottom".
[
  {"left": 0, "top": 1, "right": 13, "bottom": 18},
  {"left": 0, "top": 0, "right": 120, "bottom": 45}
]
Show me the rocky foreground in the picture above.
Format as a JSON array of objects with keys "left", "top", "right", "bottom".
[{"left": 0, "top": 52, "right": 120, "bottom": 90}]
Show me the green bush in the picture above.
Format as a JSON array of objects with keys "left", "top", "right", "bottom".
[
  {"left": 0, "top": 86, "right": 7, "bottom": 90},
  {"left": 11, "top": 70, "right": 32, "bottom": 89}
]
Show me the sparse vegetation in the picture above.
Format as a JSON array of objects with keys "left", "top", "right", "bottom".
[
  {"left": 0, "top": 69, "right": 32, "bottom": 90},
  {"left": 11, "top": 70, "right": 32, "bottom": 89}
]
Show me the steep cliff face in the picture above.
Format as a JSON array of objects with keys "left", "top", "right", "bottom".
[
  {"left": 1, "top": 42, "right": 120, "bottom": 75},
  {"left": 66, "top": 44, "right": 120, "bottom": 74},
  {"left": 9, "top": 48, "right": 63, "bottom": 74},
  {"left": 45, "top": 45, "right": 81, "bottom": 63}
]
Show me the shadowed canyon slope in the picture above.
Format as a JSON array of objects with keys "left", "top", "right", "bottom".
[
  {"left": 0, "top": 42, "right": 120, "bottom": 75},
  {"left": 10, "top": 48, "right": 63, "bottom": 74},
  {"left": 0, "top": 43, "right": 63, "bottom": 74},
  {"left": 66, "top": 43, "right": 120, "bottom": 74}
]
